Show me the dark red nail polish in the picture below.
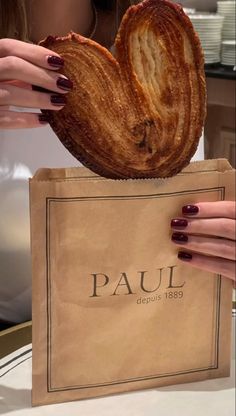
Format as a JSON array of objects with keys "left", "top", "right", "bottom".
[
  {"left": 182, "top": 205, "right": 199, "bottom": 215},
  {"left": 51, "top": 94, "right": 67, "bottom": 106},
  {"left": 172, "top": 233, "right": 188, "bottom": 243},
  {"left": 57, "top": 77, "right": 73, "bottom": 91},
  {"left": 171, "top": 219, "right": 188, "bottom": 228},
  {"left": 47, "top": 55, "right": 64, "bottom": 67},
  {"left": 38, "top": 114, "right": 49, "bottom": 124},
  {"left": 178, "top": 251, "right": 192, "bottom": 261}
]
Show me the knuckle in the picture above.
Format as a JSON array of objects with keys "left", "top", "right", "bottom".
[
  {"left": 0, "top": 86, "right": 10, "bottom": 104},
  {"left": 222, "top": 219, "right": 234, "bottom": 238},
  {"left": 0, "top": 56, "right": 17, "bottom": 77},
  {"left": 220, "top": 243, "right": 233, "bottom": 260},
  {"left": 0, "top": 38, "right": 13, "bottom": 56},
  {"left": 0, "top": 111, "right": 9, "bottom": 127}
]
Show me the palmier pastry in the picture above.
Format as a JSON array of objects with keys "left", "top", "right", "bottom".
[{"left": 40, "top": 0, "right": 206, "bottom": 179}]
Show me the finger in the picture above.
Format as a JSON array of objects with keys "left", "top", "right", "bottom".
[
  {"left": 0, "top": 110, "right": 49, "bottom": 129},
  {"left": 0, "top": 84, "right": 66, "bottom": 110},
  {"left": 2, "top": 80, "right": 32, "bottom": 90},
  {"left": 172, "top": 233, "right": 236, "bottom": 260},
  {"left": 177, "top": 251, "right": 236, "bottom": 281},
  {"left": 0, "top": 38, "right": 64, "bottom": 70},
  {"left": 0, "top": 57, "right": 73, "bottom": 94},
  {"left": 182, "top": 201, "right": 236, "bottom": 219},
  {"left": 171, "top": 217, "right": 235, "bottom": 240}
]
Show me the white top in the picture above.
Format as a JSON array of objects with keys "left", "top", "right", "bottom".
[
  {"left": 0, "top": 126, "right": 79, "bottom": 323},
  {"left": 0, "top": 126, "right": 204, "bottom": 323}
]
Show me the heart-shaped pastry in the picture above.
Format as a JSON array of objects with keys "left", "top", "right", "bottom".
[{"left": 40, "top": 0, "right": 206, "bottom": 179}]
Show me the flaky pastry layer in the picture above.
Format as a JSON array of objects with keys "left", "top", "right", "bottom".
[{"left": 40, "top": 0, "right": 206, "bottom": 179}]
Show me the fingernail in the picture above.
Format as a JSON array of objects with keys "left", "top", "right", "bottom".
[
  {"left": 51, "top": 94, "right": 67, "bottom": 106},
  {"left": 178, "top": 251, "right": 192, "bottom": 261},
  {"left": 172, "top": 232, "right": 188, "bottom": 243},
  {"left": 47, "top": 55, "right": 64, "bottom": 67},
  {"left": 57, "top": 77, "right": 73, "bottom": 91},
  {"left": 182, "top": 205, "right": 199, "bottom": 215},
  {"left": 38, "top": 114, "right": 49, "bottom": 124},
  {"left": 171, "top": 219, "right": 188, "bottom": 228}
]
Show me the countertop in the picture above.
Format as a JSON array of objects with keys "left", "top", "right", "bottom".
[{"left": 205, "top": 64, "right": 236, "bottom": 81}]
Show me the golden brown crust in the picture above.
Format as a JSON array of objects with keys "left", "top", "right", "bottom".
[{"left": 40, "top": 0, "right": 206, "bottom": 179}]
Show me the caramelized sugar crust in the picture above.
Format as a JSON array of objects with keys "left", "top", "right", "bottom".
[{"left": 40, "top": 0, "right": 206, "bottom": 179}]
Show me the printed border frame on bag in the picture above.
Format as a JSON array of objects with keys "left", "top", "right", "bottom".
[{"left": 46, "top": 186, "right": 225, "bottom": 392}]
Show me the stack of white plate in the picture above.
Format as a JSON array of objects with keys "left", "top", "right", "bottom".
[
  {"left": 183, "top": 8, "right": 196, "bottom": 15},
  {"left": 189, "top": 14, "right": 224, "bottom": 64},
  {"left": 221, "top": 40, "right": 236, "bottom": 65},
  {"left": 217, "top": 1, "right": 236, "bottom": 40}
]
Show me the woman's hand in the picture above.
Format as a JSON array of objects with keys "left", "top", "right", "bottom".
[
  {"left": 171, "top": 201, "right": 236, "bottom": 282},
  {"left": 0, "top": 38, "right": 73, "bottom": 129}
]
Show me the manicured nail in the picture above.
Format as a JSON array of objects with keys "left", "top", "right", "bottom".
[
  {"left": 51, "top": 94, "right": 67, "bottom": 106},
  {"left": 57, "top": 77, "right": 73, "bottom": 91},
  {"left": 182, "top": 205, "right": 199, "bottom": 215},
  {"left": 178, "top": 251, "right": 192, "bottom": 261},
  {"left": 47, "top": 55, "right": 64, "bottom": 67},
  {"left": 171, "top": 219, "right": 188, "bottom": 228},
  {"left": 172, "top": 232, "right": 188, "bottom": 243},
  {"left": 38, "top": 114, "right": 49, "bottom": 124}
]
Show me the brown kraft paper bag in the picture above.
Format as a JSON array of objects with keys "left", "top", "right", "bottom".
[{"left": 30, "top": 159, "right": 235, "bottom": 406}]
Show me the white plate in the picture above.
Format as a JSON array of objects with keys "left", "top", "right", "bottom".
[
  {"left": 198, "top": 35, "right": 222, "bottom": 39},
  {"left": 190, "top": 14, "right": 224, "bottom": 19},
  {"left": 191, "top": 23, "right": 224, "bottom": 27},
  {"left": 205, "top": 59, "right": 221, "bottom": 63},
  {"left": 223, "top": 23, "right": 236, "bottom": 27},
  {"left": 222, "top": 34, "right": 235, "bottom": 38},
  {"left": 222, "top": 40, "right": 236, "bottom": 44},
  {"left": 222, "top": 56, "right": 236, "bottom": 59},
  {"left": 222, "top": 55, "right": 236, "bottom": 58},
  {"left": 200, "top": 42, "right": 221, "bottom": 46},
  {"left": 203, "top": 43, "right": 221, "bottom": 47},
  {"left": 222, "top": 57, "right": 236, "bottom": 60},
  {"left": 198, "top": 36, "right": 222, "bottom": 40},
  {"left": 201, "top": 42, "right": 221, "bottom": 46},
  {"left": 218, "top": 7, "right": 236, "bottom": 11},
  {"left": 196, "top": 29, "right": 222, "bottom": 32},
  {"left": 200, "top": 41, "right": 221, "bottom": 45},
  {"left": 218, "top": 4, "right": 236, "bottom": 9}
]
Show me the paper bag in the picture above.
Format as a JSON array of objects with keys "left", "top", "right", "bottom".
[{"left": 30, "top": 159, "right": 234, "bottom": 406}]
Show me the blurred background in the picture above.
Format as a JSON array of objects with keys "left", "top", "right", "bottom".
[{"left": 176, "top": 0, "right": 218, "bottom": 12}]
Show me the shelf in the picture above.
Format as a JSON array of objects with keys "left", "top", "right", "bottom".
[{"left": 205, "top": 64, "right": 236, "bottom": 81}]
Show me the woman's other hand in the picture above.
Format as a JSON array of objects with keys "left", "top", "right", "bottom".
[
  {"left": 0, "top": 38, "right": 73, "bottom": 129},
  {"left": 171, "top": 201, "right": 236, "bottom": 281}
]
